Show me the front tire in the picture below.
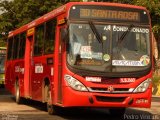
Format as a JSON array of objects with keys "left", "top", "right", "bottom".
[{"left": 45, "top": 85, "right": 60, "bottom": 115}]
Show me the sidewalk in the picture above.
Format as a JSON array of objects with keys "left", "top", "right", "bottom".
[
  {"left": 152, "top": 95, "right": 160, "bottom": 102},
  {"left": 152, "top": 95, "right": 160, "bottom": 98}
]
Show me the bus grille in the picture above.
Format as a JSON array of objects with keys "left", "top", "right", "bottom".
[
  {"left": 88, "top": 87, "right": 134, "bottom": 93},
  {"left": 95, "top": 96, "right": 126, "bottom": 102}
]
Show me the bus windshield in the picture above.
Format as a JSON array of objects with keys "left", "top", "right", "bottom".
[{"left": 67, "top": 22, "right": 150, "bottom": 73}]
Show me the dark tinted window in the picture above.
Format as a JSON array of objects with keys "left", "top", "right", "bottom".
[
  {"left": 7, "top": 37, "right": 13, "bottom": 60},
  {"left": 19, "top": 32, "right": 26, "bottom": 58},
  {"left": 34, "top": 24, "right": 44, "bottom": 56},
  {"left": 44, "top": 19, "right": 56, "bottom": 54},
  {"left": 13, "top": 35, "right": 20, "bottom": 59}
]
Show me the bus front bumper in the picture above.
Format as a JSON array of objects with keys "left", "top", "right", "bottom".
[{"left": 63, "top": 87, "right": 152, "bottom": 108}]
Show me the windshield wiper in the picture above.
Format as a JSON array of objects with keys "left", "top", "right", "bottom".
[
  {"left": 88, "top": 21, "right": 102, "bottom": 43},
  {"left": 117, "top": 24, "right": 134, "bottom": 46}
]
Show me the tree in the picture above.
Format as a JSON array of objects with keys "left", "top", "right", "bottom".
[
  {"left": 132, "top": 0, "right": 160, "bottom": 33},
  {"left": 0, "top": 0, "right": 63, "bottom": 42},
  {"left": 0, "top": 0, "right": 160, "bottom": 48}
]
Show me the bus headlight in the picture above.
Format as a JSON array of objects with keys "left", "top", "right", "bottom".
[
  {"left": 133, "top": 78, "right": 152, "bottom": 93},
  {"left": 64, "top": 75, "right": 88, "bottom": 92}
]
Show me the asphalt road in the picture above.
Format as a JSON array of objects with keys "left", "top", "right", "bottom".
[{"left": 0, "top": 86, "right": 160, "bottom": 120}]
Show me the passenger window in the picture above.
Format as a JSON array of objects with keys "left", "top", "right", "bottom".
[
  {"left": 34, "top": 24, "right": 44, "bottom": 56},
  {"left": 13, "top": 35, "right": 20, "bottom": 59},
  {"left": 44, "top": 19, "right": 56, "bottom": 54},
  {"left": 19, "top": 32, "right": 26, "bottom": 58},
  {"left": 7, "top": 37, "right": 13, "bottom": 60},
  {"left": 136, "top": 33, "right": 147, "bottom": 54}
]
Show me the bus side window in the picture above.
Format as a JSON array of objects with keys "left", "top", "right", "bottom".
[
  {"left": 44, "top": 19, "right": 56, "bottom": 54},
  {"left": 136, "top": 33, "right": 147, "bottom": 54},
  {"left": 7, "top": 37, "right": 14, "bottom": 60},
  {"left": 34, "top": 24, "right": 44, "bottom": 56},
  {"left": 19, "top": 32, "right": 26, "bottom": 58},
  {"left": 13, "top": 35, "right": 20, "bottom": 59}
]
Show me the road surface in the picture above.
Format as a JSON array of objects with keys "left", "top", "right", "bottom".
[{"left": 0, "top": 87, "right": 160, "bottom": 120}]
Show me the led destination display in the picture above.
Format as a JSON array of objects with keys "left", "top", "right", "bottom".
[
  {"left": 80, "top": 9, "right": 139, "bottom": 21},
  {"left": 70, "top": 5, "right": 149, "bottom": 23}
]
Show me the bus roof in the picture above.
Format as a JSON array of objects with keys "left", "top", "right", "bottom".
[
  {"left": 67, "top": 2, "right": 147, "bottom": 10},
  {"left": 8, "top": 2, "right": 149, "bottom": 38}
]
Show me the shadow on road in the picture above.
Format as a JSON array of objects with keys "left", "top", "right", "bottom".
[
  {"left": 0, "top": 87, "right": 158, "bottom": 120},
  {"left": 0, "top": 86, "right": 10, "bottom": 95},
  {"left": 16, "top": 99, "right": 155, "bottom": 120},
  {"left": 59, "top": 108, "right": 155, "bottom": 120}
]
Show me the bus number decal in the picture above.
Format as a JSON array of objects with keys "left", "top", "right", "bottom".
[
  {"left": 120, "top": 78, "right": 136, "bottom": 83},
  {"left": 15, "top": 66, "right": 24, "bottom": 74},
  {"left": 35, "top": 65, "right": 43, "bottom": 74},
  {"left": 15, "top": 66, "right": 19, "bottom": 73}
]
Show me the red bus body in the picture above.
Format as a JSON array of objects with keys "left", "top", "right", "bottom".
[{"left": 5, "top": 2, "right": 152, "bottom": 109}]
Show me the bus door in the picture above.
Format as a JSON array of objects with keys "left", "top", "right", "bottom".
[
  {"left": 55, "top": 24, "right": 66, "bottom": 104},
  {"left": 24, "top": 28, "right": 34, "bottom": 98}
]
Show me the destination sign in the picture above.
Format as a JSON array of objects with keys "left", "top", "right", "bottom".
[
  {"left": 80, "top": 9, "right": 139, "bottom": 21},
  {"left": 69, "top": 5, "right": 149, "bottom": 23}
]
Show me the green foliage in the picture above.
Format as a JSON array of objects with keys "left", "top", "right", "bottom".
[
  {"left": 133, "top": 0, "right": 160, "bottom": 35},
  {"left": 153, "top": 74, "right": 160, "bottom": 86},
  {"left": 0, "top": 0, "right": 160, "bottom": 43},
  {"left": 0, "top": 0, "right": 63, "bottom": 43}
]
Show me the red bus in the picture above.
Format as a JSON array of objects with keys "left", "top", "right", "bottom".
[{"left": 5, "top": 2, "right": 153, "bottom": 115}]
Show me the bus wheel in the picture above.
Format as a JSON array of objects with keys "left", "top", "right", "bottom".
[
  {"left": 45, "top": 85, "right": 57, "bottom": 115},
  {"left": 109, "top": 108, "right": 126, "bottom": 116},
  {"left": 15, "top": 81, "right": 22, "bottom": 104}
]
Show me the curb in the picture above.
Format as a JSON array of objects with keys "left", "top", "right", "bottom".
[
  {"left": 152, "top": 95, "right": 160, "bottom": 98},
  {"left": 152, "top": 96, "right": 160, "bottom": 102}
]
